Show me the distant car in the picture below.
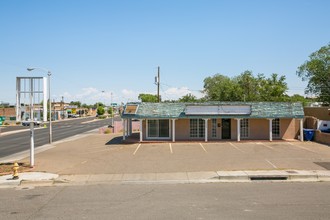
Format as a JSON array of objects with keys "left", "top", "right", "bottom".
[{"left": 22, "top": 119, "right": 42, "bottom": 126}]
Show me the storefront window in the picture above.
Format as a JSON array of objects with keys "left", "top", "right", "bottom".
[
  {"left": 147, "top": 119, "right": 170, "bottom": 138},
  {"left": 240, "top": 119, "right": 249, "bottom": 138},
  {"left": 190, "top": 119, "right": 205, "bottom": 138},
  {"left": 272, "top": 118, "right": 280, "bottom": 138}
]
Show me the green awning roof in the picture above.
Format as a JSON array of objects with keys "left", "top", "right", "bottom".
[{"left": 122, "top": 102, "right": 304, "bottom": 119}]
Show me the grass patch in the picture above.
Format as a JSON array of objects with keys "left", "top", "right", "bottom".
[{"left": 0, "top": 162, "right": 32, "bottom": 176}]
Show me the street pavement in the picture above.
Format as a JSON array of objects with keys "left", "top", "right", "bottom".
[{"left": 1, "top": 130, "right": 330, "bottom": 188}]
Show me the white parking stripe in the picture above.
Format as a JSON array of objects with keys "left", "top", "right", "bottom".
[
  {"left": 133, "top": 144, "right": 141, "bottom": 155},
  {"left": 199, "top": 143, "right": 207, "bottom": 153},
  {"left": 229, "top": 142, "right": 245, "bottom": 153},
  {"left": 258, "top": 142, "right": 274, "bottom": 149},
  {"left": 291, "top": 144, "right": 318, "bottom": 154},
  {"left": 169, "top": 143, "right": 173, "bottom": 154},
  {"left": 265, "top": 159, "right": 277, "bottom": 168}
]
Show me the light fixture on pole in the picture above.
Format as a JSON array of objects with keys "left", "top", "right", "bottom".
[{"left": 27, "top": 67, "right": 53, "bottom": 144}]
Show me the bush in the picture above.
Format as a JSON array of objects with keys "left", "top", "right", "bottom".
[
  {"left": 97, "top": 106, "right": 105, "bottom": 116},
  {"left": 97, "top": 115, "right": 107, "bottom": 119},
  {"left": 104, "top": 128, "right": 112, "bottom": 134}
]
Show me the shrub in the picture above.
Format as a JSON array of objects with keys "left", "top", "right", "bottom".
[
  {"left": 104, "top": 128, "right": 112, "bottom": 134},
  {"left": 97, "top": 115, "right": 107, "bottom": 119}
]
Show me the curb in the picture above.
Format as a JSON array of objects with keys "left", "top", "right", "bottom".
[
  {"left": 0, "top": 172, "right": 58, "bottom": 188},
  {"left": 1, "top": 170, "right": 330, "bottom": 188}
]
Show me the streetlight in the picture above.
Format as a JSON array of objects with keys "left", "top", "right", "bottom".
[
  {"left": 27, "top": 67, "right": 52, "bottom": 144},
  {"left": 111, "top": 92, "right": 114, "bottom": 126}
]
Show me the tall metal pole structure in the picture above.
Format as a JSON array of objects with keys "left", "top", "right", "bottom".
[
  {"left": 157, "top": 66, "right": 160, "bottom": 102},
  {"left": 29, "top": 78, "right": 35, "bottom": 167},
  {"left": 48, "top": 72, "right": 52, "bottom": 144},
  {"left": 111, "top": 92, "right": 114, "bottom": 126},
  {"left": 27, "top": 67, "right": 52, "bottom": 144}
]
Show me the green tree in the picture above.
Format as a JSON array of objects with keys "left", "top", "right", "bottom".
[
  {"left": 260, "top": 73, "right": 288, "bottom": 101},
  {"left": 107, "top": 107, "right": 113, "bottom": 115},
  {"left": 285, "top": 94, "right": 308, "bottom": 105},
  {"left": 70, "top": 101, "right": 81, "bottom": 108},
  {"left": 297, "top": 43, "right": 330, "bottom": 104},
  {"left": 203, "top": 74, "right": 238, "bottom": 101},
  {"left": 97, "top": 106, "right": 105, "bottom": 116},
  {"left": 203, "top": 72, "right": 288, "bottom": 102},
  {"left": 93, "top": 102, "right": 105, "bottom": 108},
  {"left": 235, "top": 71, "right": 258, "bottom": 101},
  {"left": 138, "top": 93, "right": 159, "bottom": 102},
  {"left": 178, "top": 93, "right": 198, "bottom": 102}
]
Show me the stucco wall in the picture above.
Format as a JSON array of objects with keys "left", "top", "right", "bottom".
[
  {"left": 314, "top": 130, "right": 330, "bottom": 146},
  {"left": 114, "top": 120, "right": 140, "bottom": 134},
  {"left": 248, "top": 119, "right": 269, "bottom": 140},
  {"left": 134, "top": 117, "right": 300, "bottom": 141},
  {"left": 176, "top": 119, "right": 190, "bottom": 140},
  {"left": 281, "top": 118, "right": 300, "bottom": 140},
  {"left": 304, "top": 107, "right": 330, "bottom": 120}
]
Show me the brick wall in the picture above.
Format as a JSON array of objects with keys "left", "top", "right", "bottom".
[{"left": 0, "top": 107, "right": 16, "bottom": 118}]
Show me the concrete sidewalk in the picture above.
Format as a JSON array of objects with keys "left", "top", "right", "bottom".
[
  {"left": 2, "top": 170, "right": 330, "bottom": 188},
  {"left": 1, "top": 131, "right": 330, "bottom": 188}
]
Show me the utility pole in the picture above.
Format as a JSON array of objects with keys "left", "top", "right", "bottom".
[{"left": 156, "top": 66, "right": 160, "bottom": 102}]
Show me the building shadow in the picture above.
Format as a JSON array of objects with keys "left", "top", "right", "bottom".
[{"left": 105, "top": 133, "right": 140, "bottom": 145}]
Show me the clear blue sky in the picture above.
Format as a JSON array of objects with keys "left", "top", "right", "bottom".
[{"left": 1, "top": 0, "right": 330, "bottom": 105}]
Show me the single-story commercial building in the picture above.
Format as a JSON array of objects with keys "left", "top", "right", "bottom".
[{"left": 121, "top": 102, "right": 305, "bottom": 142}]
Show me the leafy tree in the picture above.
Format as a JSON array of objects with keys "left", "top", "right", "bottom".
[
  {"left": 178, "top": 93, "right": 198, "bottom": 102},
  {"left": 107, "top": 107, "right": 113, "bottom": 115},
  {"left": 203, "top": 74, "right": 237, "bottom": 101},
  {"left": 69, "top": 101, "right": 81, "bottom": 107},
  {"left": 203, "top": 72, "right": 288, "bottom": 102},
  {"left": 81, "top": 103, "right": 91, "bottom": 109},
  {"left": 93, "top": 102, "right": 105, "bottom": 108},
  {"left": 284, "top": 94, "right": 308, "bottom": 105},
  {"left": 235, "top": 71, "right": 258, "bottom": 101},
  {"left": 97, "top": 106, "right": 105, "bottom": 115},
  {"left": 297, "top": 43, "right": 330, "bottom": 104},
  {"left": 261, "top": 73, "right": 288, "bottom": 101},
  {"left": 138, "top": 93, "right": 159, "bottom": 102}
]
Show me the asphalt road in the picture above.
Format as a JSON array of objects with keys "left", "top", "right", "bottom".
[
  {"left": 0, "top": 117, "right": 118, "bottom": 158},
  {"left": 1, "top": 182, "right": 330, "bottom": 219}
]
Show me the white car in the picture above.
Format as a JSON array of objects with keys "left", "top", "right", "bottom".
[{"left": 22, "top": 119, "right": 42, "bottom": 126}]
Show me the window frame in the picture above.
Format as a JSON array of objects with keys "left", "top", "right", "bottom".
[
  {"left": 146, "top": 119, "right": 171, "bottom": 139},
  {"left": 211, "top": 118, "right": 217, "bottom": 138},
  {"left": 190, "top": 119, "right": 205, "bottom": 138},
  {"left": 272, "top": 118, "right": 280, "bottom": 138},
  {"left": 240, "top": 118, "right": 249, "bottom": 138}
]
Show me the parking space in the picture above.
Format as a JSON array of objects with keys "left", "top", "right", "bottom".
[
  {"left": 124, "top": 140, "right": 330, "bottom": 172},
  {"left": 31, "top": 133, "right": 330, "bottom": 175}
]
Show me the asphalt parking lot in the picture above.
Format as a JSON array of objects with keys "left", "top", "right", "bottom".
[{"left": 27, "top": 134, "right": 330, "bottom": 175}]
